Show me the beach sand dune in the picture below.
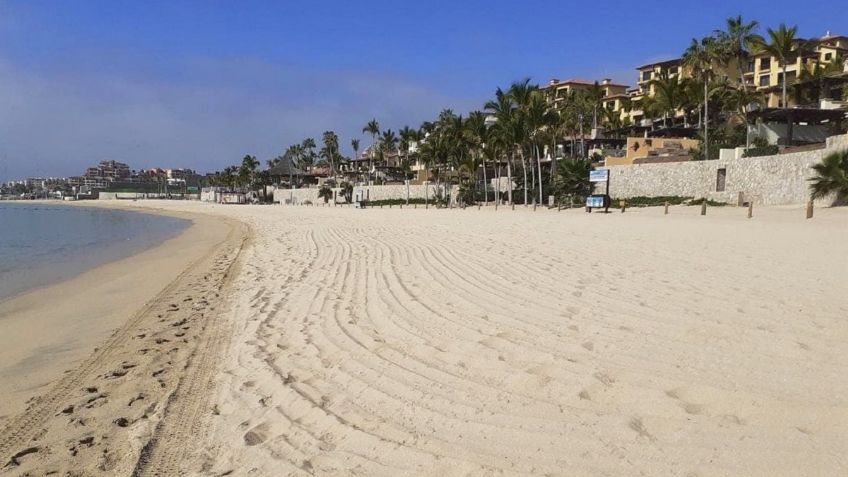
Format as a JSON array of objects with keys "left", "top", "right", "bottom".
[{"left": 2, "top": 202, "right": 847, "bottom": 476}]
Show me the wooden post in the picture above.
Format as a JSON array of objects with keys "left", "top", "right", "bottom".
[
  {"left": 806, "top": 200, "right": 814, "bottom": 219},
  {"left": 700, "top": 201, "right": 707, "bottom": 216},
  {"left": 533, "top": 202, "right": 537, "bottom": 211},
  {"left": 511, "top": 203, "right": 515, "bottom": 211},
  {"left": 620, "top": 199, "right": 626, "bottom": 213},
  {"left": 478, "top": 204, "right": 481, "bottom": 210},
  {"left": 747, "top": 201, "right": 753, "bottom": 219},
  {"left": 664, "top": 201, "right": 669, "bottom": 215}
]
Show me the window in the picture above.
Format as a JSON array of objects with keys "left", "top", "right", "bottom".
[
  {"left": 760, "top": 57, "right": 771, "bottom": 70},
  {"left": 716, "top": 168, "right": 727, "bottom": 192},
  {"left": 746, "top": 60, "right": 755, "bottom": 73},
  {"left": 778, "top": 71, "right": 796, "bottom": 85},
  {"left": 759, "top": 75, "right": 769, "bottom": 86},
  {"left": 825, "top": 52, "right": 833, "bottom": 61},
  {"left": 668, "top": 66, "right": 679, "bottom": 76},
  {"left": 641, "top": 71, "right": 653, "bottom": 82}
]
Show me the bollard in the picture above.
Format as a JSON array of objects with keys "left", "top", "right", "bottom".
[
  {"left": 747, "top": 201, "right": 753, "bottom": 219},
  {"left": 389, "top": 204, "right": 392, "bottom": 208},
  {"left": 700, "top": 201, "right": 707, "bottom": 216},
  {"left": 511, "top": 203, "right": 515, "bottom": 211},
  {"left": 620, "top": 199, "right": 626, "bottom": 213},
  {"left": 664, "top": 201, "right": 669, "bottom": 215},
  {"left": 533, "top": 202, "right": 537, "bottom": 211},
  {"left": 806, "top": 200, "right": 814, "bottom": 219},
  {"left": 400, "top": 204, "right": 402, "bottom": 209},
  {"left": 478, "top": 204, "right": 481, "bottom": 210},
  {"left": 381, "top": 204, "right": 383, "bottom": 208},
  {"left": 414, "top": 204, "right": 417, "bottom": 209}
]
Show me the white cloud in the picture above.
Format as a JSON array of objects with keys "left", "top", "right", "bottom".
[{"left": 0, "top": 55, "right": 482, "bottom": 179}]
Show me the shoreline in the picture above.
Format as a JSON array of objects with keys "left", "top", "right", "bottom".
[
  {"left": 0, "top": 204, "right": 232, "bottom": 418},
  {"left": 0, "top": 202, "right": 250, "bottom": 477}
]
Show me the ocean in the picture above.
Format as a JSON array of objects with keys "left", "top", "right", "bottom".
[{"left": 0, "top": 202, "right": 190, "bottom": 301}]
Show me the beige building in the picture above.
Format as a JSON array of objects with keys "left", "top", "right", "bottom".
[
  {"left": 744, "top": 32, "right": 848, "bottom": 108},
  {"left": 605, "top": 137, "right": 700, "bottom": 166}
]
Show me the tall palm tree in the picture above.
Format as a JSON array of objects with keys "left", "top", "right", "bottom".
[
  {"left": 379, "top": 129, "right": 399, "bottom": 169},
  {"left": 464, "top": 111, "right": 489, "bottom": 204},
  {"left": 526, "top": 91, "right": 554, "bottom": 203},
  {"left": 362, "top": 119, "right": 380, "bottom": 184},
  {"left": 398, "top": 125, "right": 416, "bottom": 170},
  {"left": 507, "top": 78, "right": 538, "bottom": 205},
  {"left": 238, "top": 155, "right": 259, "bottom": 189},
  {"left": 715, "top": 15, "right": 762, "bottom": 87},
  {"left": 485, "top": 87, "right": 517, "bottom": 205},
  {"left": 752, "top": 23, "right": 805, "bottom": 109},
  {"left": 798, "top": 54, "right": 845, "bottom": 103},
  {"left": 350, "top": 138, "right": 361, "bottom": 181},
  {"left": 648, "top": 72, "right": 687, "bottom": 128},
  {"left": 809, "top": 149, "right": 848, "bottom": 205},
  {"left": 321, "top": 130, "right": 339, "bottom": 182},
  {"left": 683, "top": 36, "right": 721, "bottom": 159},
  {"left": 586, "top": 81, "right": 605, "bottom": 130}
]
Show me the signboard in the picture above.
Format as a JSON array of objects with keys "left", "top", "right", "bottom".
[
  {"left": 589, "top": 169, "right": 609, "bottom": 183},
  {"left": 586, "top": 195, "right": 606, "bottom": 208}
]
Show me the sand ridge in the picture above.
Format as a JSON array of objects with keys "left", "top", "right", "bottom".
[{"left": 141, "top": 202, "right": 848, "bottom": 476}]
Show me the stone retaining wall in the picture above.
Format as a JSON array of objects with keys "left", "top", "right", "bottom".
[
  {"left": 273, "top": 183, "right": 457, "bottom": 204},
  {"left": 600, "top": 134, "right": 848, "bottom": 205}
]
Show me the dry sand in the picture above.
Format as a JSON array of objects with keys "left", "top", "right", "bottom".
[{"left": 2, "top": 201, "right": 847, "bottom": 476}]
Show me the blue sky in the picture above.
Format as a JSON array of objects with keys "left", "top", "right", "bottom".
[{"left": 0, "top": 0, "right": 845, "bottom": 179}]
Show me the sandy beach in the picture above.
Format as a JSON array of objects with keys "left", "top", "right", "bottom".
[{"left": 2, "top": 201, "right": 847, "bottom": 476}]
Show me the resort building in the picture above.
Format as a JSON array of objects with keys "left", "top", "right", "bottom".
[{"left": 744, "top": 32, "right": 848, "bottom": 108}]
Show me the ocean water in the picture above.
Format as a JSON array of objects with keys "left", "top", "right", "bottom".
[{"left": 0, "top": 203, "right": 190, "bottom": 301}]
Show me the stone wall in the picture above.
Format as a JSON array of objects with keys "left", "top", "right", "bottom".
[
  {"left": 273, "top": 183, "right": 457, "bottom": 204},
  {"left": 599, "top": 133, "right": 848, "bottom": 205}
]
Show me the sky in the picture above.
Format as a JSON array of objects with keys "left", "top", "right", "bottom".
[{"left": 0, "top": 0, "right": 845, "bottom": 180}]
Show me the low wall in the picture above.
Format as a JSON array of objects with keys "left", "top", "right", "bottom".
[
  {"left": 600, "top": 133, "right": 848, "bottom": 205},
  {"left": 273, "top": 183, "right": 457, "bottom": 204}
]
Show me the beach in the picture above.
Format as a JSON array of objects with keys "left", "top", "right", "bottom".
[{"left": 2, "top": 201, "right": 847, "bottom": 476}]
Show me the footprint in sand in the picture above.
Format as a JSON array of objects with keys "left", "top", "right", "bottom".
[{"left": 243, "top": 423, "right": 270, "bottom": 446}]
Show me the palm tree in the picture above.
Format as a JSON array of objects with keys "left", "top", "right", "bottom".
[
  {"left": 398, "top": 125, "right": 416, "bottom": 170},
  {"left": 507, "top": 78, "right": 538, "bottom": 205},
  {"left": 723, "top": 86, "right": 765, "bottom": 147},
  {"left": 362, "top": 119, "right": 380, "bottom": 184},
  {"left": 321, "top": 130, "right": 339, "bottom": 182},
  {"left": 715, "top": 15, "right": 762, "bottom": 87},
  {"left": 648, "top": 72, "right": 686, "bottom": 128},
  {"left": 809, "top": 149, "right": 848, "bottom": 205},
  {"left": 379, "top": 129, "right": 399, "bottom": 172},
  {"left": 526, "top": 91, "right": 554, "bottom": 204},
  {"left": 485, "top": 87, "right": 517, "bottom": 205},
  {"left": 464, "top": 110, "right": 489, "bottom": 204},
  {"left": 586, "top": 81, "right": 605, "bottom": 130},
  {"left": 752, "top": 23, "right": 805, "bottom": 109},
  {"left": 350, "top": 138, "right": 361, "bottom": 181},
  {"left": 238, "top": 155, "right": 259, "bottom": 189},
  {"left": 683, "top": 36, "right": 721, "bottom": 159},
  {"left": 300, "top": 138, "right": 317, "bottom": 169},
  {"left": 798, "top": 54, "right": 845, "bottom": 103}
]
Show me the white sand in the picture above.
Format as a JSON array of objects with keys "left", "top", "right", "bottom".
[{"left": 2, "top": 201, "right": 847, "bottom": 476}]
